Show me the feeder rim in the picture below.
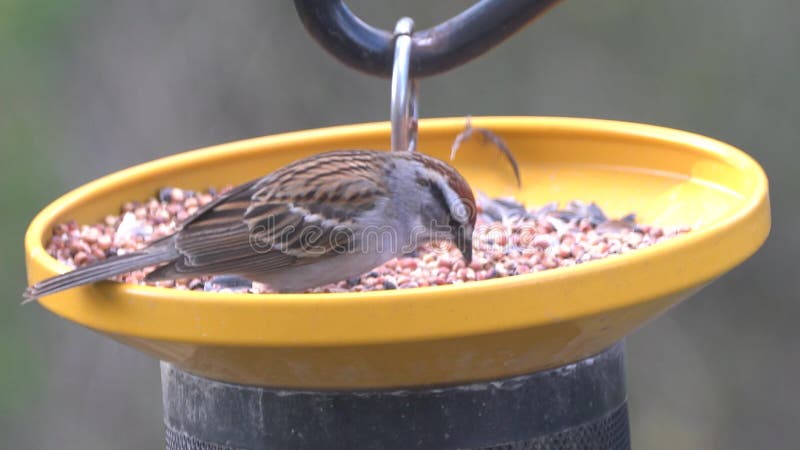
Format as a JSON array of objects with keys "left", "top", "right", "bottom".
[{"left": 25, "top": 116, "right": 770, "bottom": 346}]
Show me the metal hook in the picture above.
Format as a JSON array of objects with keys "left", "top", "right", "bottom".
[
  {"left": 391, "top": 18, "right": 418, "bottom": 152},
  {"left": 294, "top": 0, "right": 561, "bottom": 78}
]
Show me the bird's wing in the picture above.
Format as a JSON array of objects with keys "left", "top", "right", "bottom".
[{"left": 156, "top": 152, "right": 389, "bottom": 277}]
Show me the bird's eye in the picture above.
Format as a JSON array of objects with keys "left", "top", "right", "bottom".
[{"left": 451, "top": 201, "right": 470, "bottom": 224}]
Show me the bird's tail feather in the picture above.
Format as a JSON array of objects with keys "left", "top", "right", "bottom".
[{"left": 23, "top": 245, "right": 178, "bottom": 304}]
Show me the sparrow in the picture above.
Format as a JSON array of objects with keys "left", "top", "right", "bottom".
[{"left": 24, "top": 150, "right": 476, "bottom": 300}]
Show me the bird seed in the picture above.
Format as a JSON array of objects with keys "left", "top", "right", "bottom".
[{"left": 44, "top": 187, "right": 690, "bottom": 294}]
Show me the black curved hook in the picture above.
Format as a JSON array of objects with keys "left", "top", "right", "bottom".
[{"left": 294, "top": 0, "right": 562, "bottom": 78}]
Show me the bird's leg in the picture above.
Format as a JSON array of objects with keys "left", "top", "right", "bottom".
[{"left": 203, "top": 275, "right": 254, "bottom": 292}]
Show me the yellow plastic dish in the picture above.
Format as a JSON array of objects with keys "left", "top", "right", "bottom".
[{"left": 25, "top": 117, "right": 770, "bottom": 388}]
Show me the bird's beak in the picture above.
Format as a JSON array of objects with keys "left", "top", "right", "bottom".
[{"left": 455, "top": 225, "right": 473, "bottom": 264}]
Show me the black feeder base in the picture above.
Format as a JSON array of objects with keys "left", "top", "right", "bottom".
[{"left": 162, "top": 342, "right": 629, "bottom": 450}]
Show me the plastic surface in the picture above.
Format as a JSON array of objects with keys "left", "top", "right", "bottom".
[{"left": 25, "top": 117, "right": 770, "bottom": 388}]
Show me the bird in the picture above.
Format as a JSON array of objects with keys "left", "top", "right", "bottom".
[{"left": 24, "top": 149, "right": 476, "bottom": 300}]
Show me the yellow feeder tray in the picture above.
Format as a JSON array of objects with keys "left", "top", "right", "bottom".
[{"left": 25, "top": 117, "right": 770, "bottom": 389}]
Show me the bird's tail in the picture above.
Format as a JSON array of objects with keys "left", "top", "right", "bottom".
[{"left": 23, "top": 242, "right": 179, "bottom": 304}]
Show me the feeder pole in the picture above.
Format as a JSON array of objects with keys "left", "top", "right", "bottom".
[{"left": 163, "top": 343, "right": 630, "bottom": 449}]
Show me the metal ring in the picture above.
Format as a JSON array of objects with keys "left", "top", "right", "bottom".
[{"left": 390, "top": 17, "right": 418, "bottom": 152}]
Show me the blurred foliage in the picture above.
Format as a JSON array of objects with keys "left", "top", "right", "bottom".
[
  {"left": 1, "top": 1, "right": 798, "bottom": 449},
  {"left": 0, "top": 0, "right": 76, "bottom": 421}
]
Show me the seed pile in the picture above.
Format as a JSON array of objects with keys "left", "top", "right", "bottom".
[{"left": 45, "top": 187, "right": 689, "bottom": 294}]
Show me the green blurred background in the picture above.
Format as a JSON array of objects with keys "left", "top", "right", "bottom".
[{"left": 2, "top": 1, "right": 797, "bottom": 448}]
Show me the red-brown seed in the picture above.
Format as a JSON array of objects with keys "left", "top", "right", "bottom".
[
  {"left": 399, "top": 258, "right": 417, "bottom": 270},
  {"left": 44, "top": 189, "right": 689, "bottom": 294},
  {"left": 532, "top": 235, "right": 553, "bottom": 249},
  {"left": 73, "top": 251, "right": 88, "bottom": 266}
]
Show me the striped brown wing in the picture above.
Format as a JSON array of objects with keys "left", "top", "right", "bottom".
[
  {"left": 163, "top": 150, "right": 390, "bottom": 276},
  {"left": 241, "top": 150, "right": 389, "bottom": 256},
  {"left": 172, "top": 180, "right": 266, "bottom": 267}
]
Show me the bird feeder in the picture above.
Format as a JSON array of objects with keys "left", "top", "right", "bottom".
[
  {"left": 24, "top": 2, "right": 770, "bottom": 450},
  {"left": 25, "top": 116, "right": 770, "bottom": 448}
]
